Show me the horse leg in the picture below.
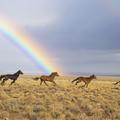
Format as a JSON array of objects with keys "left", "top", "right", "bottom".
[
  {"left": 86, "top": 81, "right": 90, "bottom": 87},
  {"left": 86, "top": 84, "right": 89, "bottom": 87},
  {"left": 75, "top": 80, "right": 80, "bottom": 85},
  {"left": 44, "top": 81, "right": 48, "bottom": 86},
  {"left": 40, "top": 80, "right": 43, "bottom": 85},
  {"left": 1, "top": 78, "right": 7, "bottom": 86},
  {"left": 0, "top": 76, "right": 3, "bottom": 81},
  {"left": 52, "top": 81, "right": 56, "bottom": 85},
  {"left": 84, "top": 83, "right": 88, "bottom": 88},
  {"left": 10, "top": 79, "right": 16, "bottom": 86}
]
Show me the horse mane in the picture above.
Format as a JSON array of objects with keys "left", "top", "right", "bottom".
[{"left": 49, "top": 72, "right": 57, "bottom": 77}]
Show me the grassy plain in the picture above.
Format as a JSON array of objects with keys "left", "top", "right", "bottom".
[{"left": 0, "top": 75, "right": 120, "bottom": 120}]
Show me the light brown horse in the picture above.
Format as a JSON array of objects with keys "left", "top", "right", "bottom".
[
  {"left": 72, "top": 74, "right": 96, "bottom": 87},
  {"left": 33, "top": 72, "right": 59, "bottom": 86}
]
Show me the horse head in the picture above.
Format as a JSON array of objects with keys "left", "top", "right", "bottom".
[
  {"left": 51, "top": 72, "right": 59, "bottom": 77},
  {"left": 91, "top": 74, "right": 96, "bottom": 79},
  {"left": 18, "top": 70, "right": 23, "bottom": 75}
]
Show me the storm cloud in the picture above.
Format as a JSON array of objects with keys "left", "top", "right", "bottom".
[{"left": 0, "top": 0, "right": 120, "bottom": 74}]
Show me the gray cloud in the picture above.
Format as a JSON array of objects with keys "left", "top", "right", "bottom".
[{"left": 0, "top": 0, "right": 120, "bottom": 74}]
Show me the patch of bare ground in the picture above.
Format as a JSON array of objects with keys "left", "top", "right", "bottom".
[{"left": 0, "top": 76, "right": 120, "bottom": 120}]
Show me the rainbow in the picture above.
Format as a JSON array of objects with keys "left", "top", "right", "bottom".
[{"left": 0, "top": 17, "right": 61, "bottom": 73}]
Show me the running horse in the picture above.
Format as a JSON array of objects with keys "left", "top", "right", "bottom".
[
  {"left": 72, "top": 74, "right": 96, "bottom": 87},
  {"left": 33, "top": 72, "right": 59, "bottom": 86},
  {"left": 0, "top": 70, "right": 23, "bottom": 86}
]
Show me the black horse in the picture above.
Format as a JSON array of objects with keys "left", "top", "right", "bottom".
[{"left": 0, "top": 70, "right": 23, "bottom": 86}]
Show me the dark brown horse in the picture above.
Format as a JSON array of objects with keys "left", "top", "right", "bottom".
[
  {"left": 33, "top": 72, "right": 59, "bottom": 86},
  {"left": 72, "top": 74, "right": 96, "bottom": 87},
  {"left": 0, "top": 70, "right": 23, "bottom": 86}
]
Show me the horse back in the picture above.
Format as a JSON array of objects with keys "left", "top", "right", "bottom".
[
  {"left": 40, "top": 75, "right": 52, "bottom": 81},
  {"left": 78, "top": 76, "right": 92, "bottom": 83}
]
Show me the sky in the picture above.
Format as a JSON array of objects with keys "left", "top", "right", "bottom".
[{"left": 0, "top": 0, "right": 120, "bottom": 75}]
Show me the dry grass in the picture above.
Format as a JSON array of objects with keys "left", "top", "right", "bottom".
[{"left": 0, "top": 75, "right": 120, "bottom": 120}]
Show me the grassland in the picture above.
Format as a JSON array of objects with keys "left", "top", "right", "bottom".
[{"left": 0, "top": 75, "right": 120, "bottom": 120}]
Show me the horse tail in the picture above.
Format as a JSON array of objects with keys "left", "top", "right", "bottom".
[
  {"left": 0, "top": 75, "right": 5, "bottom": 81},
  {"left": 33, "top": 77, "right": 40, "bottom": 81},
  {"left": 71, "top": 77, "right": 80, "bottom": 83}
]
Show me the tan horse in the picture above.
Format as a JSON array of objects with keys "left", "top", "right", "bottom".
[
  {"left": 33, "top": 72, "right": 59, "bottom": 86},
  {"left": 72, "top": 74, "right": 96, "bottom": 87}
]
